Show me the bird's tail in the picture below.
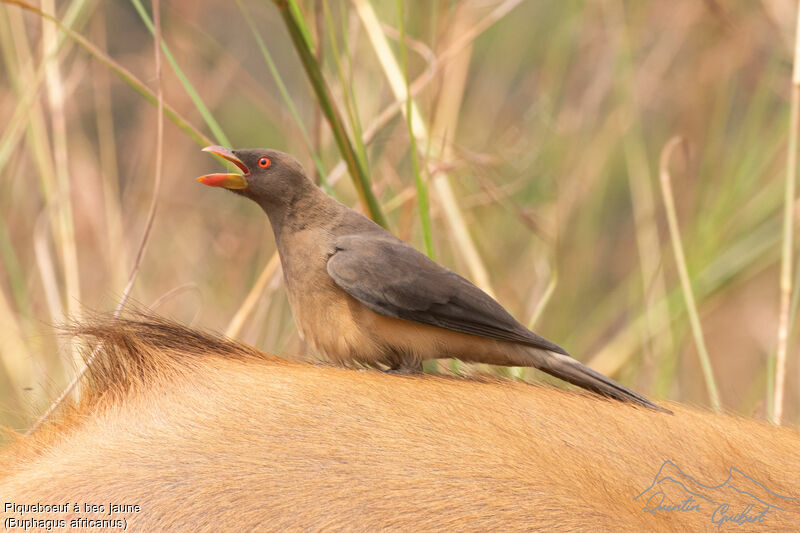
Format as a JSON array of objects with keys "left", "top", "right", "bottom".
[{"left": 535, "top": 349, "right": 672, "bottom": 414}]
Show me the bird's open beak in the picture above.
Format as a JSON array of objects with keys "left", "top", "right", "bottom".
[{"left": 197, "top": 146, "right": 249, "bottom": 190}]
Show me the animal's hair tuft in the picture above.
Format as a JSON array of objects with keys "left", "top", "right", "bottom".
[{"left": 65, "top": 310, "right": 278, "bottom": 404}]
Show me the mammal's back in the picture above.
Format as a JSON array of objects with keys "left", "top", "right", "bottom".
[{"left": 2, "top": 316, "right": 797, "bottom": 531}]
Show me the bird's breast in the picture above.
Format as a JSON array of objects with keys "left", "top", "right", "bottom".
[
  {"left": 276, "top": 229, "right": 371, "bottom": 364},
  {"left": 275, "top": 228, "right": 517, "bottom": 368}
]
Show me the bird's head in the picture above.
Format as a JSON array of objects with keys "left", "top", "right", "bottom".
[{"left": 197, "top": 146, "right": 309, "bottom": 208}]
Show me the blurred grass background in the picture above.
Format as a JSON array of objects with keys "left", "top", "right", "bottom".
[{"left": 1, "top": 0, "right": 799, "bottom": 437}]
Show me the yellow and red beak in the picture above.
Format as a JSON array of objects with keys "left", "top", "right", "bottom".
[{"left": 197, "top": 146, "right": 249, "bottom": 190}]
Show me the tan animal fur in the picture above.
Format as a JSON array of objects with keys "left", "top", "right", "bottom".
[{"left": 1, "top": 314, "right": 798, "bottom": 532}]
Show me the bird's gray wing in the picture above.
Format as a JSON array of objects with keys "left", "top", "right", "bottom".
[{"left": 326, "top": 235, "right": 567, "bottom": 354}]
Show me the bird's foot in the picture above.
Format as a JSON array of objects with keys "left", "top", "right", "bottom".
[{"left": 384, "top": 361, "right": 423, "bottom": 375}]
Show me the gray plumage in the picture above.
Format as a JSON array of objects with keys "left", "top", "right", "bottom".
[
  {"left": 327, "top": 235, "right": 567, "bottom": 353},
  {"left": 198, "top": 146, "right": 671, "bottom": 413}
]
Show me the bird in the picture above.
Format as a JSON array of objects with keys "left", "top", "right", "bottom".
[{"left": 197, "top": 146, "right": 670, "bottom": 412}]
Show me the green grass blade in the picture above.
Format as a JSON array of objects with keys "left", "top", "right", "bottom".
[
  {"left": 129, "top": 0, "right": 230, "bottom": 146},
  {"left": 235, "top": 0, "right": 332, "bottom": 195},
  {"left": 397, "top": 0, "right": 434, "bottom": 258},
  {"left": 326, "top": 0, "right": 368, "bottom": 174},
  {"left": 1, "top": 0, "right": 214, "bottom": 148},
  {"left": 272, "top": 0, "right": 388, "bottom": 228},
  {"left": 287, "top": 0, "right": 314, "bottom": 51}
]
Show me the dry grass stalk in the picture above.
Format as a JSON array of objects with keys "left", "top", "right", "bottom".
[
  {"left": 27, "top": 0, "right": 166, "bottom": 435},
  {"left": 772, "top": 0, "right": 800, "bottom": 425},
  {"left": 41, "top": 0, "right": 82, "bottom": 382},
  {"left": 353, "top": 0, "right": 509, "bottom": 297},
  {"left": 658, "top": 136, "right": 721, "bottom": 412},
  {"left": 226, "top": 253, "right": 282, "bottom": 338}
]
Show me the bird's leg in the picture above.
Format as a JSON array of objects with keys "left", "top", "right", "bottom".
[
  {"left": 384, "top": 364, "right": 423, "bottom": 375},
  {"left": 384, "top": 353, "right": 423, "bottom": 375}
]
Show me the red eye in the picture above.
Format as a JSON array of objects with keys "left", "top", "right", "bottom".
[{"left": 258, "top": 157, "right": 270, "bottom": 169}]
